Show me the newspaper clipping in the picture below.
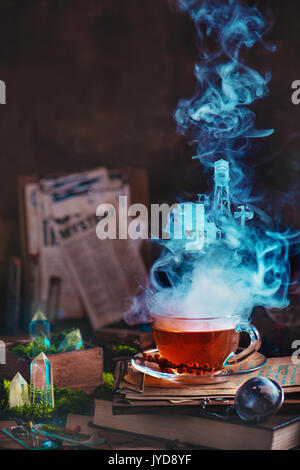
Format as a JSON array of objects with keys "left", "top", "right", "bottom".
[{"left": 24, "top": 167, "right": 146, "bottom": 328}]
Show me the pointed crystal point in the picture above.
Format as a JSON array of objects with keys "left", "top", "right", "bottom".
[
  {"left": 30, "top": 352, "right": 54, "bottom": 407},
  {"left": 9, "top": 372, "right": 30, "bottom": 408},
  {"left": 57, "top": 329, "right": 83, "bottom": 353},
  {"left": 29, "top": 310, "right": 50, "bottom": 341},
  {"left": 32, "top": 310, "right": 47, "bottom": 322}
]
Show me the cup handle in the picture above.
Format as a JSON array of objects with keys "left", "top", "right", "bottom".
[{"left": 223, "top": 323, "right": 261, "bottom": 366}]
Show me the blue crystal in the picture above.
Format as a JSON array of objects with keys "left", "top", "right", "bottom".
[
  {"left": 29, "top": 310, "right": 50, "bottom": 341},
  {"left": 57, "top": 329, "right": 83, "bottom": 353}
]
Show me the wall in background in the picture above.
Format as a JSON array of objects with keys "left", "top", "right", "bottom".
[{"left": 0, "top": 0, "right": 299, "bottom": 331}]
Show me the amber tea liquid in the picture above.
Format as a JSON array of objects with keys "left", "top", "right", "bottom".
[{"left": 151, "top": 318, "right": 239, "bottom": 370}]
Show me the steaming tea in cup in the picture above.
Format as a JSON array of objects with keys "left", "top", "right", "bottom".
[{"left": 151, "top": 315, "right": 261, "bottom": 371}]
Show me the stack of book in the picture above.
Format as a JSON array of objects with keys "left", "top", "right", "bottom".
[
  {"left": 87, "top": 356, "right": 300, "bottom": 450},
  {"left": 113, "top": 356, "right": 300, "bottom": 406},
  {"left": 91, "top": 398, "right": 300, "bottom": 450}
]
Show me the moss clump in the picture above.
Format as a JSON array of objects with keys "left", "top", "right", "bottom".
[
  {"left": 102, "top": 372, "right": 114, "bottom": 390},
  {"left": 9, "top": 403, "right": 53, "bottom": 422},
  {"left": 0, "top": 378, "right": 9, "bottom": 412},
  {"left": 94, "top": 372, "right": 114, "bottom": 399},
  {"left": 9, "top": 329, "right": 85, "bottom": 360},
  {"left": 111, "top": 345, "right": 138, "bottom": 356},
  {"left": 0, "top": 381, "right": 94, "bottom": 422},
  {"left": 54, "top": 387, "right": 93, "bottom": 416},
  {"left": 9, "top": 341, "right": 58, "bottom": 360}
]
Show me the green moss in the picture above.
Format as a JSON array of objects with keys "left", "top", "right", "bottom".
[
  {"left": 10, "top": 403, "right": 54, "bottom": 421},
  {"left": 9, "top": 329, "right": 85, "bottom": 359},
  {"left": 0, "top": 377, "right": 8, "bottom": 402},
  {"left": 94, "top": 372, "right": 114, "bottom": 399},
  {"left": 0, "top": 381, "right": 93, "bottom": 422},
  {"left": 54, "top": 386, "right": 93, "bottom": 416},
  {"left": 99, "top": 372, "right": 114, "bottom": 391},
  {"left": 0, "top": 378, "right": 10, "bottom": 413},
  {"left": 111, "top": 344, "right": 138, "bottom": 356}
]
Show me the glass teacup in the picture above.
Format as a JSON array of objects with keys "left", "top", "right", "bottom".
[{"left": 151, "top": 314, "right": 261, "bottom": 371}]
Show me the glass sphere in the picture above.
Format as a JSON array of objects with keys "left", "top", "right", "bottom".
[{"left": 234, "top": 377, "right": 284, "bottom": 421}]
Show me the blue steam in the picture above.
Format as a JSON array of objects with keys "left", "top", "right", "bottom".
[
  {"left": 124, "top": 0, "right": 300, "bottom": 325},
  {"left": 174, "top": 0, "right": 275, "bottom": 200}
]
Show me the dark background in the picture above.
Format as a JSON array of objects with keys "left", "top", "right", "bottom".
[{"left": 0, "top": 0, "right": 299, "bottom": 332}]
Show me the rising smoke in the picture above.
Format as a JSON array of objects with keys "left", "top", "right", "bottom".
[{"left": 124, "top": 0, "right": 300, "bottom": 325}]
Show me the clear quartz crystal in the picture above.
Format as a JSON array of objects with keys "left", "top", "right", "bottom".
[
  {"left": 29, "top": 310, "right": 50, "bottom": 340},
  {"left": 57, "top": 328, "right": 83, "bottom": 353},
  {"left": 9, "top": 372, "right": 30, "bottom": 408},
  {"left": 30, "top": 352, "right": 54, "bottom": 407}
]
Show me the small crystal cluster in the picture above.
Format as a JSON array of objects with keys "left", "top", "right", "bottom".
[
  {"left": 142, "top": 352, "right": 215, "bottom": 375},
  {"left": 8, "top": 310, "right": 84, "bottom": 410},
  {"left": 9, "top": 352, "right": 54, "bottom": 408},
  {"left": 29, "top": 310, "right": 83, "bottom": 356}
]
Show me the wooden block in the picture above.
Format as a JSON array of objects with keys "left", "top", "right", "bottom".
[
  {"left": 0, "top": 335, "right": 29, "bottom": 346},
  {"left": 49, "top": 347, "right": 103, "bottom": 392},
  {"left": 1, "top": 341, "right": 103, "bottom": 393}
]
